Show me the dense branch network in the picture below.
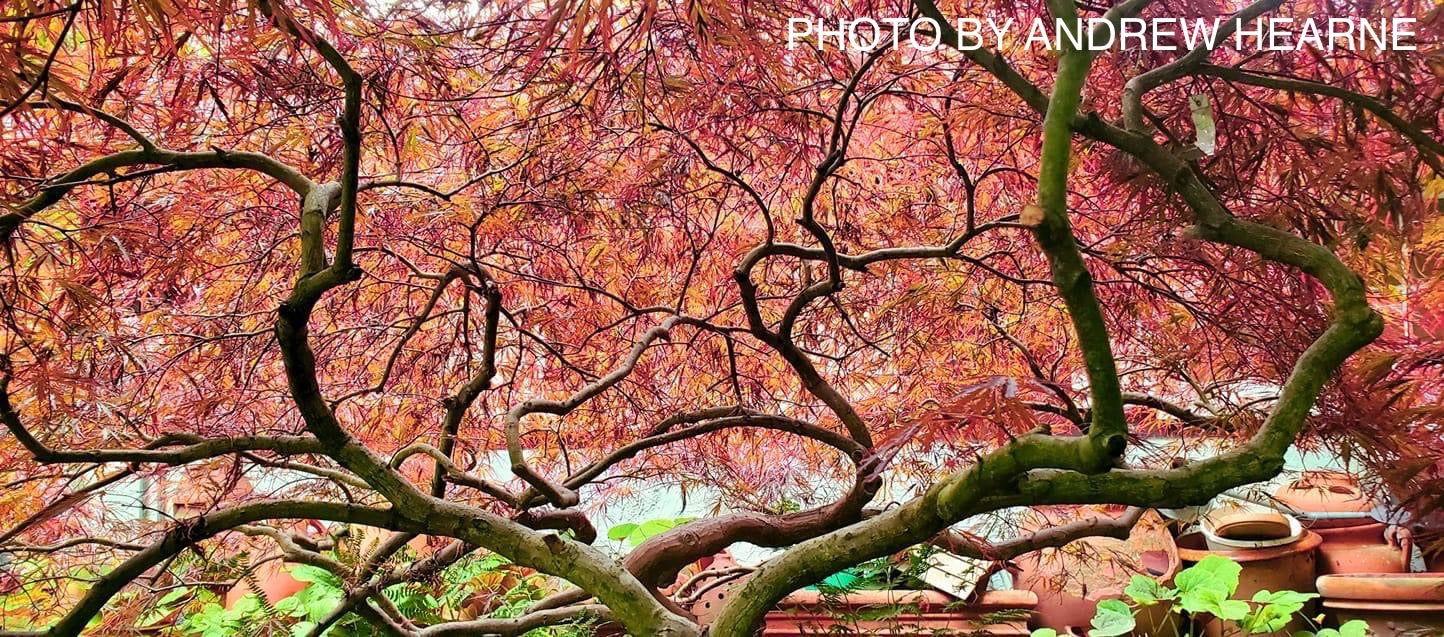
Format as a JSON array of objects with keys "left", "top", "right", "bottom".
[{"left": 0, "top": 0, "right": 1435, "bottom": 635}]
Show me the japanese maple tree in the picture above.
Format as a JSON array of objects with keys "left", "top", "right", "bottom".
[{"left": 1, "top": 0, "right": 1441, "bottom": 635}]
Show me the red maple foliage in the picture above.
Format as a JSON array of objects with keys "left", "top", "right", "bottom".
[{"left": 0, "top": 0, "right": 1440, "bottom": 634}]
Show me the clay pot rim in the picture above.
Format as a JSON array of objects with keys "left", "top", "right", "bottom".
[
  {"left": 777, "top": 588, "right": 1037, "bottom": 610},
  {"left": 1310, "top": 520, "right": 1385, "bottom": 533},
  {"left": 1316, "top": 573, "right": 1444, "bottom": 603},
  {"left": 1321, "top": 600, "right": 1444, "bottom": 611},
  {"left": 1178, "top": 530, "right": 1322, "bottom": 563},
  {"left": 1205, "top": 512, "right": 1299, "bottom": 549}
]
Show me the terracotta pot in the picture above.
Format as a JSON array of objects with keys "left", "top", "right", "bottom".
[
  {"left": 1314, "top": 522, "right": 1412, "bottom": 575},
  {"left": 1175, "top": 531, "right": 1322, "bottom": 637},
  {"left": 1013, "top": 510, "right": 1182, "bottom": 636},
  {"left": 680, "top": 552, "right": 745, "bottom": 627},
  {"left": 1272, "top": 471, "right": 1374, "bottom": 529},
  {"left": 224, "top": 560, "right": 306, "bottom": 607},
  {"left": 1272, "top": 471, "right": 1414, "bottom": 575},
  {"left": 762, "top": 589, "right": 1037, "bottom": 636},
  {"left": 223, "top": 520, "right": 328, "bottom": 608},
  {"left": 1317, "top": 573, "right": 1444, "bottom": 637}
]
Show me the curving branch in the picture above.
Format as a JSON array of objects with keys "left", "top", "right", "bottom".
[
  {"left": 0, "top": 145, "right": 316, "bottom": 244},
  {"left": 539, "top": 407, "right": 866, "bottom": 504},
  {"left": 1196, "top": 63, "right": 1444, "bottom": 175},
  {"left": 1119, "top": 0, "right": 1285, "bottom": 132},
  {"left": 621, "top": 424, "right": 911, "bottom": 593},
  {"left": 0, "top": 2, "right": 80, "bottom": 121},
  {"left": 390, "top": 443, "right": 518, "bottom": 505},
  {"left": 2, "top": 500, "right": 406, "bottom": 637},
  {"left": 431, "top": 269, "right": 503, "bottom": 499},
  {"left": 1016, "top": 0, "right": 1129, "bottom": 458},
  {"left": 930, "top": 506, "right": 1145, "bottom": 561},
  {"left": 414, "top": 604, "right": 612, "bottom": 637},
  {"left": 2, "top": 373, "right": 324, "bottom": 464},
  {"left": 507, "top": 316, "right": 682, "bottom": 508}
]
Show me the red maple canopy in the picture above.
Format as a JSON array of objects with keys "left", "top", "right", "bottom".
[{"left": 0, "top": 0, "right": 1441, "bottom": 635}]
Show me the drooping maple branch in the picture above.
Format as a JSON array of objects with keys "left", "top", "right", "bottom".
[
  {"left": 1195, "top": 63, "right": 1444, "bottom": 175},
  {"left": 1, "top": 372, "right": 325, "bottom": 464},
  {"left": 507, "top": 316, "right": 682, "bottom": 508},
  {"left": 733, "top": 246, "right": 873, "bottom": 446},
  {"left": 27, "top": 98, "right": 158, "bottom": 151},
  {"left": 0, "top": 500, "right": 407, "bottom": 637},
  {"left": 651, "top": 122, "right": 777, "bottom": 240},
  {"left": 0, "top": 2, "right": 80, "bottom": 121},
  {"left": 930, "top": 506, "right": 1145, "bottom": 560},
  {"left": 412, "top": 605, "right": 612, "bottom": 637},
  {"left": 255, "top": 0, "right": 363, "bottom": 272},
  {"left": 358, "top": 154, "right": 525, "bottom": 201},
  {"left": 536, "top": 408, "right": 866, "bottom": 505},
  {"left": 0, "top": 145, "right": 316, "bottom": 244},
  {"left": 1119, "top": 0, "right": 1285, "bottom": 132},
  {"left": 1, "top": 537, "right": 147, "bottom": 554},
  {"left": 389, "top": 443, "right": 518, "bottom": 505},
  {"left": 432, "top": 269, "right": 503, "bottom": 498}
]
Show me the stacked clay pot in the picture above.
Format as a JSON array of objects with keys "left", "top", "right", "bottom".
[
  {"left": 762, "top": 589, "right": 1037, "bottom": 636},
  {"left": 1315, "top": 573, "right": 1444, "bottom": 637},
  {"left": 1013, "top": 509, "right": 1183, "bottom": 636},
  {"left": 1272, "top": 471, "right": 1412, "bottom": 574}
]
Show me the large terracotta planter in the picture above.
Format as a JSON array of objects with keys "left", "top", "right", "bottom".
[
  {"left": 224, "top": 560, "right": 307, "bottom": 607},
  {"left": 762, "top": 589, "right": 1036, "bottom": 636},
  {"left": 1317, "top": 573, "right": 1444, "bottom": 637},
  {"left": 1176, "top": 531, "right": 1322, "bottom": 637},
  {"left": 1013, "top": 510, "right": 1182, "bottom": 636},
  {"left": 223, "top": 520, "right": 328, "bottom": 608},
  {"left": 1314, "top": 522, "right": 1412, "bottom": 575},
  {"left": 1272, "top": 471, "right": 1411, "bottom": 575}
]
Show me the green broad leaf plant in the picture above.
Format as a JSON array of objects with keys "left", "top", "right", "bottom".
[
  {"left": 165, "top": 551, "right": 593, "bottom": 637},
  {"left": 1028, "top": 555, "right": 1369, "bottom": 637}
]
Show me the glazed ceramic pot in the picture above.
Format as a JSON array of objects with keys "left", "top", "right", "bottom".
[
  {"left": 1013, "top": 510, "right": 1182, "bottom": 636},
  {"left": 761, "top": 589, "right": 1037, "bottom": 636},
  {"left": 1176, "top": 531, "right": 1322, "bottom": 637},
  {"left": 1317, "top": 573, "right": 1444, "bottom": 637}
]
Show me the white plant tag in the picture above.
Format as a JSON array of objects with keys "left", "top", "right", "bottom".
[
  {"left": 919, "top": 551, "right": 991, "bottom": 599},
  {"left": 1190, "top": 94, "right": 1217, "bottom": 156}
]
